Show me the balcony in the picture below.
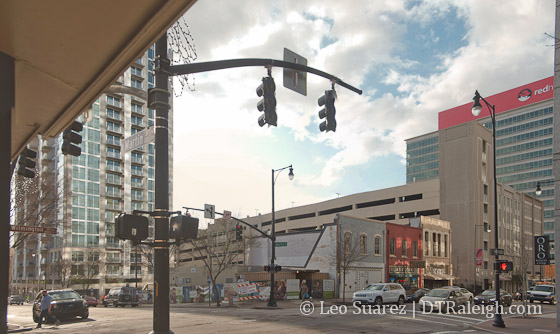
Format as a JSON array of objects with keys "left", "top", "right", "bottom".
[
  {"left": 106, "top": 258, "right": 121, "bottom": 264},
  {"left": 106, "top": 137, "right": 121, "bottom": 146},
  {"left": 131, "top": 118, "right": 144, "bottom": 127},
  {"left": 131, "top": 180, "right": 144, "bottom": 188},
  {"left": 131, "top": 193, "right": 144, "bottom": 201},
  {"left": 106, "top": 203, "right": 122, "bottom": 211},
  {"left": 105, "top": 242, "right": 121, "bottom": 249},
  {"left": 106, "top": 164, "right": 122, "bottom": 173},
  {"left": 105, "top": 189, "right": 122, "bottom": 198},
  {"left": 107, "top": 112, "right": 122, "bottom": 122},
  {"left": 107, "top": 150, "right": 121, "bottom": 160},
  {"left": 106, "top": 125, "right": 123, "bottom": 135},
  {"left": 131, "top": 169, "right": 143, "bottom": 177},
  {"left": 131, "top": 156, "right": 144, "bottom": 164},
  {"left": 106, "top": 176, "right": 122, "bottom": 186}
]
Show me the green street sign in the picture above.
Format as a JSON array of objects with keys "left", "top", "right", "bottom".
[{"left": 275, "top": 242, "right": 287, "bottom": 247}]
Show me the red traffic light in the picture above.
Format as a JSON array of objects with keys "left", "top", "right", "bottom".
[{"left": 500, "top": 262, "right": 508, "bottom": 271}]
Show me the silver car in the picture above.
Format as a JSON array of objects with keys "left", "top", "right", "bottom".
[
  {"left": 352, "top": 283, "right": 406, "bottom": 306},
  {"left": 418, "top": 288, "right": 468, "bottom": 312}
]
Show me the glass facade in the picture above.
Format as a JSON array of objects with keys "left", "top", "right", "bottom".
[{"left": 406, "top": 133, "right": 439, "bottom": 183}]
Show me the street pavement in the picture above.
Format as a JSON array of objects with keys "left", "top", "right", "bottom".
[{"left": 6, "top": 300, "right": 558, "bottom": 334}]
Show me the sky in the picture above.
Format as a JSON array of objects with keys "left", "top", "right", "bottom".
[{"left": 172, "top": 0, "right": 555, "bottom": 226}]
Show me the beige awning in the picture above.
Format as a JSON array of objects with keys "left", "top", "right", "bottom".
[{"left": 2, "top": 0, "right": 197, "bottom": 159}]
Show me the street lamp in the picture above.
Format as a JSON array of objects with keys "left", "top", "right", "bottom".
[
  {"left": 535, "top": 180, "right": 554, "bottom": 196},
  {"left": 268, "top": 165, "right": 294, "bottom": 307},
  {"left": 471, "top": 90, "right": 505, "bottom": 328},
  {"left": 473, "top": 224, "right": 491, "bottom": 294}
]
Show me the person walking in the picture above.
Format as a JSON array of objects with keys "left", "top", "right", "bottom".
[{"left": 36, "top": 290, "right": 60, "bottom": 328}]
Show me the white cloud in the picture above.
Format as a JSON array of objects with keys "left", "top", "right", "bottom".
[{"left": 172, "top": 0, "right": 555, "bottom": 216}]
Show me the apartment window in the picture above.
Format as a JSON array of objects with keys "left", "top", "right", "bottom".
[
  {"left": 374, "top": 236, "right": 381, "bottom": 255},
  {"left": 72, "top": 235, "right": 85, "bottom": 247},
  {"left": 390, "top": 238, "right": 396, "bottom": 256},
  {"left": 106, "top": 223, "right": 115, "bottom": 236},
  {"left": 106, "top": 95, "right": 120, "bottom": 107},
  {"left": 107, "top": 134, "right": 120, "bottom": 146},
  {"left": 106, "top": 108, "right": 120, "bottom": 120},
  {"left": 131, "top": 67, "right": 142, "bottom": 76},
  {"left": 131, "top": 103, "right": 143, "bottom": 114},
  {"left": 484, "top": 241, "right": 488, "bottom": 251},
  {"left": 72, "top": 207, "right": 85, "bottom": 220},
  {"left": 71, "top": 251, "right": 84, "bottom": 262},
  {"left": 432, "top": 233, "right": 437, "bottom": 256},
  {"left": 412, "top": 241, "right": 418, "bottom": 257},
  {"left": 437, "top": 234, "right": 441, "bottom": 257},
  {"left": 106, "top": 264, "right": 121, "bottom": 275},
  {"left": 131, "top": 152, "right": 143, "bottom": 164},
  {"left": 106, "top": 252, "right": 120, "bottom": 262},
  {"left": 131, "top": 116, "right": 143, "bottom": 127},
  {"left": 130, "top": 253, "right": 142, "bottom": 262},
  {"left": 360, "top": 234, "right": 367, "bottom": 254},
  {"left": 73, "top": 194, "right": 86, "bottom": 207},
  {"left": 107, "top": 121, "right": 121, "bottom": 133},
  {"left": 72, "top": 221, "right": 85, "bottom": 233},
  {"left": 131, "top": 78, "right": 143, "bottom": 89},
  {"left": 425, "top": 232, "right": 429, "bottom": 256},
  {"left": 402, "top": 239, "right": 407, "bottom": 257},
  {"left": 87, "top": 209, "right": 99, "bottom": 222},
  {"left": 484, "top": 261, "right": 488, "bottom": 270},
  {"left": 444, "top": 235, "right": 448, "bottom": 257},
  {"left": 87, "top": 235, "right": 99, "bottom": 247}
]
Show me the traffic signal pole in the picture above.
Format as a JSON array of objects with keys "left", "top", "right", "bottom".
[{"left": 151, "top": 33, "right": 172, "bottom": 334}]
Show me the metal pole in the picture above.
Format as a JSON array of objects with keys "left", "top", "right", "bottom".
[
  {"left": 268, "top": 169, "right": 277, "bottom": 307},
  {"left": 491, "top": 107, "right": 505, "bottom": 328},
  {"left": 151, "top": 34, "right": 172, "bottom": 334},
  {"left": 135, "top": 245, "right": 138, "bottom": 290},
  {"left": 0, "top": 52, "right": 14, "bottom": 334}
]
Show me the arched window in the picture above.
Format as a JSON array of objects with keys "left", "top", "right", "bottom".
[
  {"left": 374, "top": 235, "right": 381, "bottom": 255},
  {"left": 360, "top": 233, "right": 367, "bottom": 254},
  {"left": 344, "top": 231, "right": 352, "bottom": 253}
]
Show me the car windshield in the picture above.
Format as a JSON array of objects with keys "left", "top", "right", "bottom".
[
  {"left": 534, "top": 286, "right": 554, "bottom": 292},
  {"left": 427, "top": 290, "right": 450, "bottom": 298},
  {"left": 481, "top": 290, "right": 496, "bottom": 296},
  {"left": 49, "top": 291, "right": 81, "bottom": 300},
  {"left": 363, "top": 284, "right": 384, "bottom": 291}
]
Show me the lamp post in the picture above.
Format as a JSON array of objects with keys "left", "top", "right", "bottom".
[
  {"left": 268, "top": 165, "right": 294, "bottom": 307},
  {"left": 472, "top": 90, "right": 505, "bottom": 328},
  {"left": 535, "top": 180, "right": 554, "bottom": 196},
  {"left": 474, "top": 224, "right": 491, "bottom": 294}
]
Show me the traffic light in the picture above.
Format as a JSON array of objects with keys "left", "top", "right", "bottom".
[
  {"left": 62, "top": 120, "right": 83, "bottom": 156},
  {"left": 318, "top": 90, "right": 336, "bottom": 132},
  {"left": 256, "top": 76, "right": 277, "bottom": 127},
  {"left": 115, "top": 214, "right": 149, "bottom": 242},
  {"left": 495, "top": 260, "right": 513, "bottom": 272},
  {"left": 235, "top": 224, "right": 243, "bottom": 241},
  {"left": 169, "top": 215, "right": 199, "bottom": 241},
  {"left": 275, "top": 265, "right": 282, "bottom": 272},
  {"left": 264, "top": 265, "right": 270, "bottom": 272},
  {"left": 17, "top": 147, "right": 37, "bottom": 178}
]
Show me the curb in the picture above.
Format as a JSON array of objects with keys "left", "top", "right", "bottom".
[
  {"left": 7, "top": 325, "right": 34, "bottom": 333},
  {"left": 464, "top": 323, "right": 505, "bottom": 334}
]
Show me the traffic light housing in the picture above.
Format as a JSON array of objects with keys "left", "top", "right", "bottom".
[
  {"left": 495, "top": 260, "right": 513, "bottom": 272},
  {"left": 235, "top": 224, "right": 243, "bottom": 241},
  {"left": 256, "top": 76, "right": 277, "bottom": 127},
  {"left": 264, "top": 265, "right": 270, "bottom": 272},
  {"left": 318, "top": 90, "right": 336, "bottom": 132},
  {"left": 275, "top": 265, "right": 282, "bottom": 272},
  {"left": 115, "top": 214, "right": 149, "bottom": 242},
  {"left": 17, "top": 147, "right": 37, "bottom": 178},
  {"left": 169, "top": 215, "right": 199, "bottom": 241},
  {"left": 62, "top": 120, "right": 83, "bottom": 156}
]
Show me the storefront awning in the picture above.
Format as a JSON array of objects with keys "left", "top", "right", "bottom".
[{"left": 424, "top": 273, "right": 454, "bottom": 281}]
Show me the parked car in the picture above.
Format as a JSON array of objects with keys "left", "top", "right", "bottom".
[
  {"left": 418, "top": 288, "right": 468, "bottom": 312},
  {"left": 352, "top": 283, "right": 406, "bottom": 306},
  {"left": 9, "top": 295, "right": 25, "bottom": 305},
  {"left": 442, "top": 286, "right": 474, "bottom": 302},
  {"left": 528, "top": 285, "right": 555, "bottom": 305},
  {"left": 32, "top": 289, "right": 89, "bottom": 323},
  {"left": 103, "top": 287, "right": 139, "bottom": 307},
  {"left": 81, "top": 295, "right": 99, "bottom": 307},
  {"left": 406, "top": 288, "right": 430, "bottom": 303},
  {"left": 473, "top": 289, "right": 512, "bottom": 306}
]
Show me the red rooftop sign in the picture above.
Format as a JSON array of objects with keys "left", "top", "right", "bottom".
[{"left": 438, "top": 76, "right": 554, "bottom": 130}]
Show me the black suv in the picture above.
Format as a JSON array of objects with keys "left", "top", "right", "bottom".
[
  {"left": 103, "top": 287, "right": 139, "bottom": 307},
  {"left": 32, "top": 289, "right": 89, "bottom": 323}
]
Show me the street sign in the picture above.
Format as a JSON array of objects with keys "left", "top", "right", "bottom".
[
  {"left": 122, "top": 126, "right": 155, "bottom": 153},
  {"left": 223, "top": 210, "right": 231, "bottom": 220},
  {"left": 9, "top": 225, "right": 56, "bottom": 234},
  {"left": 490, "top": 248, "right": 504, "bottom": 256},
  {"left": 275, "top": 242, "right": 287, "bottom": 247},
  {"left": 204, "top": 204, "right": 215, "bottom": 219},
  {"left": 283, "top": 48, "right": 307, "bottom": 96}
]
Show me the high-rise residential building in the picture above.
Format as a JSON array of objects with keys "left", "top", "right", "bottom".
[
  {"left": 407, "top": 77, "right": 554, "bottom": 260},
  {"left": 11, "top": 45, "right": 173, "bottom": 297}
]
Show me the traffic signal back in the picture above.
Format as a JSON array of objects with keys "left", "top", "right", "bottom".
[
  {"left": 62, "top": 120, "right": 83, "bottom": 156},
  {"left": 17, "top": 147, "right": 37, "bottom": 178},
  {"left": 169, "top": 215, "right": 199, "bottom": 241}
]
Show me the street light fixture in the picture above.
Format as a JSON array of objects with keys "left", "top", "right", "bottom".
[
  {"left": 535, "top": 180, "right": 553, "bottom": 196},
  {"left": 471, "top": 90, "right": 505, "bottom": 328},
  {"left": 268, "top": 165, "right": 294, "bottom": 307}
]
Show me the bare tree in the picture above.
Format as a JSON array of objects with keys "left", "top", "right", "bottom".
[
  {"left": 187, "top": 218, "right": 256, "bottom": 306},
  {"left": 49, "top": 258, "right": 73, "bottom": 288},
  {"left": 337, "top": 231, "right": 366, "bottom": 302},
  {"left": 70, "top": 249, "right": 104, "bottom": 291}
]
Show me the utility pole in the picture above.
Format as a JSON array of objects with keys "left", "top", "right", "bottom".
[{"left": 151, "top": 33, "right": 172, "bottom": 334}]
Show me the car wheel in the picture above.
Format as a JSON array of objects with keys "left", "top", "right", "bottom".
[
  {"left": 397, "top": 296, "right": 404, "bottom": 305},
  {"left": 81, "top": 309, "right": 89, "bottom": 319},
  {"left": 374, "top": 297, "right": 383, "bottom": 306},
  {"left": 113, "top": 302, "right": 118, "bottom": 308},
  {"left": 529, "top": 299, "right": 533, "bottom": 303},
  {"left": 32, "top": 312, "right": 39, "bottom": 323}
]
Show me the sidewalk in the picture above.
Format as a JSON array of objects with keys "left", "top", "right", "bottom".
[{"left": 469, "top": 313, "right": 558, "bottom": 333}]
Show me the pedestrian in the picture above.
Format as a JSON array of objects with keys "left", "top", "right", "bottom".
[{"left": 36, "top": 290, "right": 60, "bottom": 328}]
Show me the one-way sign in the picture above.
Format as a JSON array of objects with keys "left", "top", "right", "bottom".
[{"left": 122, "top": 126, "right": 155, "bottom": 153}]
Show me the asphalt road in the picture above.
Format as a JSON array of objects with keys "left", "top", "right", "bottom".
[{"left": 8, "top": 300, "right": 556, "bottom": 334}]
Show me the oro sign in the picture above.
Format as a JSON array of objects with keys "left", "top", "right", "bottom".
[{"left": 534, "top": 236, "right": 550, "bottom": 265}]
